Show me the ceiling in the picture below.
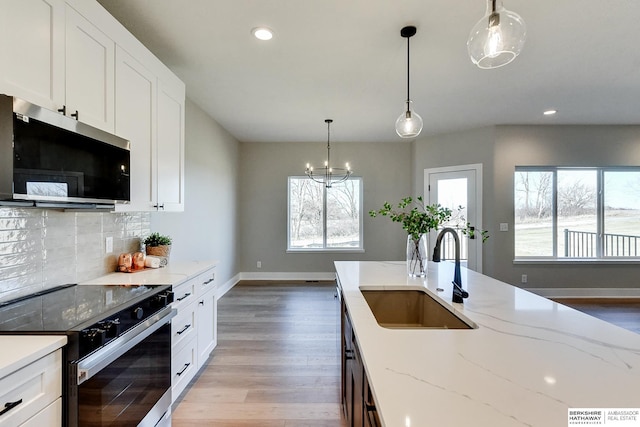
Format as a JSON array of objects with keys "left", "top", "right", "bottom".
[{"left": 97, "top": 0, "right": 640, "bottom": 144}]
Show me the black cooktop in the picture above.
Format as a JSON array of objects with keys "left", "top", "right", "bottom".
[{"left": 0, "top": 283, "right": 169, "bottom": 333}]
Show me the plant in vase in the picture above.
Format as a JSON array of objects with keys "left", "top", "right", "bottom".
[
  {"left": 369, "top": 197, "right": 456, "bottom": 277},
  {"left": 143, "top": 232, "right": 172, "bottom": 261}
]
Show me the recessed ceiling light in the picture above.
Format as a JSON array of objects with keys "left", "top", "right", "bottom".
[
  {"left": 543, "top": 109, "right": 557, "bottom": 116},
  {"left": 252, "top": 27, "right": 273, "bottom": 41}
]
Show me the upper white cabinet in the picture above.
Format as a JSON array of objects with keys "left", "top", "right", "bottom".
[
  {"left": 0, "top": 0, "right": 65, "bottom": 110},
  {"left": 65, "top": 5, "right": 115, "bottom": 133},
  {"left": 1, "top": 0, "right": 186, "bottom": 213},
  {"left": 157, "top": 79, "right": 186, "bottom": 211},
  {"left": 114, "top": 46, "right": 157, "bottom": 211}
]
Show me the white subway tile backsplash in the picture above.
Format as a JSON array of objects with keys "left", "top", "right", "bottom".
[{"left": 0, "top": 208, "right": 151, "bottom": 303}]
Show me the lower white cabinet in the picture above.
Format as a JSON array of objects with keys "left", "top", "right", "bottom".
[
  {"left": 170, "top": 266, "right": 217, "bottom": 402},
  {"left": 0, "top": 349, "right": 62, "bottom": 427}
]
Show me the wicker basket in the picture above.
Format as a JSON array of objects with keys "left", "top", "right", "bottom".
[{"left": 146, "top": 244, "right": 171, "bottom": 258}]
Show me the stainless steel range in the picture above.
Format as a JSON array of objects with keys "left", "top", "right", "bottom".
[{"left": 0, "top": 283, "right": 176, "bottom": 426}]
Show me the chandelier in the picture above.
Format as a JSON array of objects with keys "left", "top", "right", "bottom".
[{"left": 305, "top": 119, "right": 352, "bottom": 188}]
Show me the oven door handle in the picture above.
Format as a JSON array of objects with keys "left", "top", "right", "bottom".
[{"left": 76, "top": 306, "right": 176, "bottom": 385}]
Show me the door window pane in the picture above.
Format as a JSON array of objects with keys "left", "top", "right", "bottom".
[{"left": 514, "top": 170, "right": 554, "bottom": 257}]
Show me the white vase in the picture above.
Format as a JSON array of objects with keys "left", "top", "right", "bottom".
[{"left": 406, "top": 234, "right": 428, "bottom": 277}]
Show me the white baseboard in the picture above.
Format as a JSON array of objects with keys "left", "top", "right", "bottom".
[
  {"left": 216, "top": 273, "right": 240, "bottom": 300},
  {"left": 238, "top": 271, "right": 336, "bottom": 281},
  {"left": 526, "top": 287, "right": 640, "bottom": 299},
  {"left": 215, "top": 272, "right": 336, "bottom": 300}
]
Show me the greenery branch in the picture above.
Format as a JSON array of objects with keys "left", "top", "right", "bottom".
[{"left": 369, "top": 196, "right": 489, "bottom": 242}]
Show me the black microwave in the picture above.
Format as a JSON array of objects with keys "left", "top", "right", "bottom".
[{"left": 0, "top": 95, "right": 130, "bottom": 209}]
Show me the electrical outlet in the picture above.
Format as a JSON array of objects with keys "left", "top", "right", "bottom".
[
  {"left": 257, "top": 261, "right": 262, "bottom": 268},
  {"left": 500, "top": 223, "right": 509, "bottom": 232},
  {"left": 105, "top": 236, "right": 113, "bottom": 254},
  {"left": 521, "top": 274, "right": 528, "bottom": 284}
]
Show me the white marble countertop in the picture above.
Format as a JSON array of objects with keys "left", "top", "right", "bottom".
[
  {"left": 81, "top": 260, "right": 217, "bottom": 286},
  {"left": 335, "top": 261, "right": 640, "bottom": 427},
  {"left": 0, "top": 335, "right": 67, "bottom": 379}
]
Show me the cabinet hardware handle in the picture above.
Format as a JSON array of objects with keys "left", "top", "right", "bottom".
[
  {"left": 0, "top": 399, "right": 23, "bottom": 416},
  {"left": 177, "top": 324, "right": 191, "bottom": 335},
  {"left": 345, "top": 349, "right": 354, "bottom": 360},
  {"left": 203, "top": 278, "right": 214, "bottom": 285},
  {"left": 153, "top": 204, "right": 165, "bottom": 210},
  {"left": 57, "top": 105, "right": 66, "bottom": 115},
  {"left": 177, "top": 293, "right": 191, "bottom": 301},
  {"left": 199, "top": 300, "right": 205, "bottom": 305},
  {"left": 71, "top": 110, "right": 79, "bottom": 120},
  {"left": 176, "top": 363, "right": 190, "bottom": 376}
]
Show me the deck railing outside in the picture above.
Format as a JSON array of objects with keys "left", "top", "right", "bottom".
[{"left": 564, "top": 229, "right": 640, "bottom": 257}]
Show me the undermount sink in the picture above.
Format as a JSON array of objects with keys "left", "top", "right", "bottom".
[{"left": 361, "top": 289, "right": 478, "bottom": 329}]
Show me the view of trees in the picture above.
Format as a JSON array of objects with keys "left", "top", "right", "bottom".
[
  {"left": 515, "top": 168, "right": 640, "bottom": 258},
  {"left": 289, "top": 177, "right": 361, "bottom": 249}
]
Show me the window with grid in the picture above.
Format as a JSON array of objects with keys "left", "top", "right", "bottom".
[
  {"left": 287, "top": 177, "right": 363, "bottom": 251},
  {"left": 514, "top": 167, "right": 640, "bottom": 259}
]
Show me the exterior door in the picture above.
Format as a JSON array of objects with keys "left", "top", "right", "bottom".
[{"left": 425, "top": 164, "right": 483, "bottom": 272}]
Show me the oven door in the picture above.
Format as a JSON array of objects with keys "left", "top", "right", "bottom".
[{"left": 70, "top": 307, "right": 176, "bottom": 427}]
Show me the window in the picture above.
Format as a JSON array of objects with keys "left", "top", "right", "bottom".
[
  {"left": 288, "top": 177, "right": 363, "bottom": 251},
  {"left": 514, "top": 167, "right": 640, "bottom": 259}
]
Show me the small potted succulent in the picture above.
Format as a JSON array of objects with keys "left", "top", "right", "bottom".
[{"left": 143, "top": 232, "right": 172, "bottom": 259}]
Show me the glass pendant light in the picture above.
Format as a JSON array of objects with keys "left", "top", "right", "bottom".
[
  {"left": 395, "top": 26, "right": 423, "bottom": 138},
  {"left": 467, "top": 0, "right": 526, "bottom": 69}
]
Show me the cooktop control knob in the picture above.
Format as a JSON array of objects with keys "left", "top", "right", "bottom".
[
  {"left": 133, "top": 307, "right": 144, "bottom": 320},
  {"left": 99, "top": 319, "right": 120, "bottom": 338},
  {"left": 81, "top": 328, "right": 106, "bottom": 353}
]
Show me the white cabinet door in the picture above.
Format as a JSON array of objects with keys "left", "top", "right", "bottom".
[
  {"left": 196, "top": 288, "right": 217, "bottom": 369},
  {"left": 0, "top": 0, "right": 65, "bottom": 110},
  {"left": 65, "top": 5, "right": 115, "bottom": 132},
  {"left": 114, "top": 46, "right": 157, "bottom": 212},
  {"left": 156, "top": 79, "right": 185, "bottom": 211}
]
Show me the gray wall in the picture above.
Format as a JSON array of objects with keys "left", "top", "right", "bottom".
[
  {"left": 413, "top": 124, "right": 640, "bottom": 290},
  {"left": 151, "top": 99, "right": 240, "bottom": 286},
  {"left": 238, "top": 141, "right": 412, "bottom": 273}
]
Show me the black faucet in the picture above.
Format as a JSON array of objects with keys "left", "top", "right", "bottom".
[{"left": 432, "top": 227, "right": 469, "bottom": 303}]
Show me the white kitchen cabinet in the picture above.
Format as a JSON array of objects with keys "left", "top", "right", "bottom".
[
  {"left": 156, "top": 78, "right": 186, "bottom": 211},
  {"left": 114, "top": 46, "right": 157, "bottom": 212},
  {"left": 0, "top": 349, "right": 62, "bottom": 427},
  {"left": 196, "top": 269, "right": 217, "bottom": 369},
  {"left": 170, "top": 266, "right": 217, "bottom": 402},
  {"left": 65, "top": 5, "right": 115, "bottom": 133},
  {"left": 0, "top": 0, "right": 65, "bottom": 111}
]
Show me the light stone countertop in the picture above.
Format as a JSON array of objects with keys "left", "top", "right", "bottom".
[
  {"left": 81, "top": 260, "right": 218, "bottom": 286},
  {"left": 335, "top": 261, "right": 640, "bottom": 427},
  {"left": 0, "top": 335, "right": 67, "bottom": 379}
]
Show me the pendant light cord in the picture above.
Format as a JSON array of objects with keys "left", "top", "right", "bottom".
[{"left": 406, "top": 35, "right": 411, "bottom": 105}]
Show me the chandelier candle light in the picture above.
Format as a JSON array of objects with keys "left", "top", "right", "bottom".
[
  {"left": 395, "top": 25, "right": 423, "bottom": 139},
  {"left": 467, "top": 0, "right": 526, "bottom": 69},
  {"left": 305, "top": 119, "right": 352, "bottom": 188}
]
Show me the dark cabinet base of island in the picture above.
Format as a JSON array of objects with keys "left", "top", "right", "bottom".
[{"left": 341, "top": 289, "right": 382, "bottom": 427}]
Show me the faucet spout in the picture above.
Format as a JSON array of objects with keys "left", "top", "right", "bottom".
[{"left": 432, "top": 227, "right": 469, "bottom": 303}]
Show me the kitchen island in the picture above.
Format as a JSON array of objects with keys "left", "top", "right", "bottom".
[{"left": 335, "top": 261, "right": 640, "bottom": 426}]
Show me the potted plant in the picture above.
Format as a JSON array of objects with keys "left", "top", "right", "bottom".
[
  {"left": 369, "top": 196, "right": 456, "bottom": 277},
  {"left": 144, "top": 232, "right": 172, "bottom": 260}
]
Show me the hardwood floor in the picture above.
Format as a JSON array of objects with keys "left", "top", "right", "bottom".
[
  {"left": 553, "top": 298, "right": 640, "bottom": 334},
  {"left": 172, "top": 283, "right": 347, "bottom": 427}
]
